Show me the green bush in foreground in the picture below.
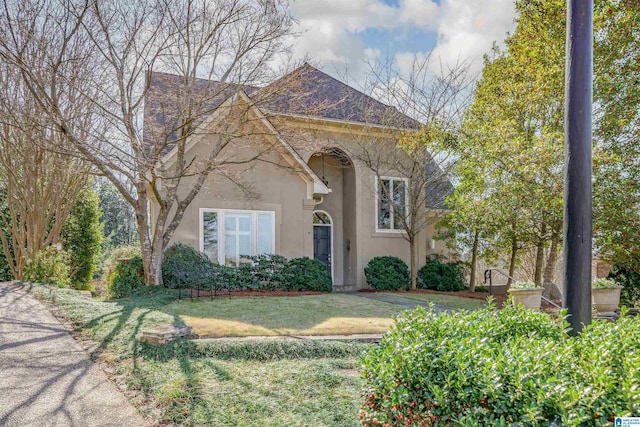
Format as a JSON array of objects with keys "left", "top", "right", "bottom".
[
  {"left": 364, "top": 256, "right": 410, "bottom": 291},
  {"left": 107, "top": 255, "right": 145, "bottom": 299},
  {"left": 24, "top": 246, "right": 71, "bottom": 288},
  {"left": 361, "top": 304, "right": 640, "bottom": 426},
  {"left": 417, "top": 257, "right": 466, "bottom": 292}
]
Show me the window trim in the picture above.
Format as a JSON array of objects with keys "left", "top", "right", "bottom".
[
  {"left": 375, "top": 176, "right": 409, "bottom": 233},
  {"left": 199, "top": 208, "right": 276, "bottom": 266}
]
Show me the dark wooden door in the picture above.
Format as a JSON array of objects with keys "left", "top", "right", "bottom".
[{"left": 313, "top": 225, "right": 331, "bottom": 274}]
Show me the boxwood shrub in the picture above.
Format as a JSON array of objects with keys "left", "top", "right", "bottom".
[
  {"left": 283, "top": 257, "right": 332, "bottom": 292},
  {"left": 417, "top": 257, "right": 466, "bottom": 291},
  {"left": 162, "top": 243, "right": 215, "bottom": 289},
  {"left": 360, "top": 304, "right": 640, "bottom": 426},
  {"left": 364, "top": 256, "right": 410, "bottom": 291}
]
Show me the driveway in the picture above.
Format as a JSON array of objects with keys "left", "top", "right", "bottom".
[
  {"left": 0, "top": 283, "right": 148, "bottom": 427},
  {"left": 349, "top": 292, "right": 455, "bottom": 312}
]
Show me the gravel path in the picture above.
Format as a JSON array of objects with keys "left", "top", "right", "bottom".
[{"left": 0, "top": 283, "right": 149, "bottom": 427}]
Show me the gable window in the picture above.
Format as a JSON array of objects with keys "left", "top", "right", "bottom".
[
  {"left": 200, "top": 209, "right": 275, "bottom": 266},
  {"left": 376, "top": 177, "right": 408, "bottom": 231}
]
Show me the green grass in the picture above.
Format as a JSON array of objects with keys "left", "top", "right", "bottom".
[
  {"left": 25, "top": 283, "right": 367, "bottom": 426},
  {"left": 381, "top": 291, "right": 488, "bottom": 311},
  {"left": 163, "top": 294, "right": 403, "bottom": 337}
]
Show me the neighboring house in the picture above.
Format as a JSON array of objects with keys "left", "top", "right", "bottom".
[{"left": 143, "top": 64, "right": 452, "bottom": 290}]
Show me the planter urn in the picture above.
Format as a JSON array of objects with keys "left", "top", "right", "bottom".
[
  {"left": 507, "top": 287, "right": 544, "bottom": 311},
  {"left": 592, "top": 286, "right": 623, "bottom": 312}
]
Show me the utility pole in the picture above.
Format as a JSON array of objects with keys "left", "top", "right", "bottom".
[{"left": 563, "top": 0, "right": 593, "bottom": 335}]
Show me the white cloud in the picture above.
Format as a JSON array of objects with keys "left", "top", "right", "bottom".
[
  {"left": 428, "top": 0, "right": 517, "bottom": 75},
  {"left": 399, "top": 0, "right": 440, "bottom": 27},
  {"left": 287, "top": 0, "right": 440, "bottom": 75}
]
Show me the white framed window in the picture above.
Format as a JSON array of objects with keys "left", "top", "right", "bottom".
[
  {"left": 199, "top": 208, "right": 275, "bottom": 266},
  {"left": 375, "top": 176, "right": 408, "bottom": 232}
]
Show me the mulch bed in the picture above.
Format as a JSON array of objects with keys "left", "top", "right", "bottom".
[{"left": 183, "top": 289, "right": 326, "bottom": 298}]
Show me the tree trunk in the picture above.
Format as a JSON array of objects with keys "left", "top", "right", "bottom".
[
  {"left": 469, "top": 229, "right": 480, "bottom": 292},
  {"left": 409, "top": 237, "right": 417, "bottom": 290},
  {"left": 543, "top": 227, "right": 561, "bottom": 298},
  {"left": 534, "top": 221, "right": 547, "bottom": 287},
  {"left": 507, "top": 235, "right": 518, "bottom": 288}
]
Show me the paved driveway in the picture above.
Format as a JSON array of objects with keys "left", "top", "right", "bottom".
[
  {"left": 348, "top": 292, "right": 455, "bottom": 312},
  {"left": 0, "top": 283, "right": 148, "bottom": 427}
]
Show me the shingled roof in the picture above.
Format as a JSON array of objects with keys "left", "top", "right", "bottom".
[
  {"left": 143, "top": 64, "right": 419, "bottom": 151},
  {"left": 254, "top": 63, "right": 421, "bottom": 129}
]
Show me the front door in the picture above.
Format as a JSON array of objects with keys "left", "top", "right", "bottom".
[{"left": 313, "top": 225, "right": 332, "bottom": 274}]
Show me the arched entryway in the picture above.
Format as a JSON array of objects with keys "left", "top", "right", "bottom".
[
  {"left": 307, "top": 147, "right": 357, "bottom": 289},
  {"left": 313, "top": 210, "right": 333, "bottom": 281}
]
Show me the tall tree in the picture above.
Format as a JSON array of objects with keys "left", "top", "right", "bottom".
[
  {"left": 449, "top": 0, "right": 566, "bottom": 291},
  {"left": 98, "top": 179, "right": 138, "bottom": 249},
  {"left": 0, "top": 0, "right": 294, "bottom": 284},
  {"left": 343, "top": 56, "right": 470, "bottom": 290},
  {"left": 62, "top": 182, "right": 103, "bottom": 289},
  {"left": 0, "top": 80, "right": 90, "bottom": 279},
  {"left": 592, "top": 1, "right": 640, "bottom": 273}
]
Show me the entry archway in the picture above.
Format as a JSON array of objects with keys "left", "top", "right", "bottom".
[{"left": 307, "top": 147, "right": 356, "bottom": 289}]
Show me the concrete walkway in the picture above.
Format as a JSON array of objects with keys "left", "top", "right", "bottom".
[
  {"left": 348, "top": 291, "right": 456, "bottom": 313},
  {"left": 0, "top": 283, "right": 148, "bottom": 427}
]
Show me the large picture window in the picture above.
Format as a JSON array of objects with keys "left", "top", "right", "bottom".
[
  {"left": 200, "top": 209, "right": 275, "bottom": 266},
  {"left": 376, "top": 177, "right": 408, "bottom": 231}
]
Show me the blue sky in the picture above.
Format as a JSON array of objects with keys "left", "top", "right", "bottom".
[{"left": 287, "top": 0, "right": 518, "bottom": 80}]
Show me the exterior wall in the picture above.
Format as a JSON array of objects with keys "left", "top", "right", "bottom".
[{"left": 164, "top": 131, "right": 310, "bottom": 261}]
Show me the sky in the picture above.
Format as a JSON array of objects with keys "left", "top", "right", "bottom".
[{"left": 287, "top": 0, "right": 519, "bottom": 81}]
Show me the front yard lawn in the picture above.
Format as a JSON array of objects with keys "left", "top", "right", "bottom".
[
  {"left": 163, "top": 294, "right": 403, "bottom": 337},
  {"left": 26, "top": 284, "right": 367, "bottom": 426}
]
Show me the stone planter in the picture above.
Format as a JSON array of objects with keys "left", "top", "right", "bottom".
[
  {"left": 507, "top": 287, "right": 544, "bottom": 311},
  {"left": 592, "top": 286, "right": 623, "bottom": 312}
]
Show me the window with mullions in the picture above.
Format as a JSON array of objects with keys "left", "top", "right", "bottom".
[
  {"left": 200, "top": 209, "right": 275, "bottom": 266},
  {"left": 376, "top": 177, "right": 408, "bottom": 231}
]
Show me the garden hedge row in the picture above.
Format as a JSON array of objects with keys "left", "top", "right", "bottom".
[{"left": 360, "top": 303, "right": 640, "bottom": 426}]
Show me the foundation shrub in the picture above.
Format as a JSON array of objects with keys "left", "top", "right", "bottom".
[
  {"left": 283, "top": 257, "right": 332, "bottom": 292},
  {"left": 364, "top": 256, "right": 410, "bottom": 291},
  {"left": 162, "top": 243, "right": 215, "bottom": 290},
  {"left": 417, "top": 257, "right": 466, "bottom": 291}
]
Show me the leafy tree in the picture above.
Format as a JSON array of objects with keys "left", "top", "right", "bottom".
[
  {"left": 592, "top": 1, "right": 640, "bottom": 272},
  {"left": 62, "top": 183, "right": 103, "bottom": 289},
  {"left": 447, "top": 0, "right": 566, "bottom": 294},
  {"left": 98, "top": 180, "right": 138, "bottom": 250}
]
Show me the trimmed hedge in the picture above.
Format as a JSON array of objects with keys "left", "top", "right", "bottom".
[
  {"left": 160, "top": 244, "right": 332, "bottom": 293},
  {"left": 360, "top": 303, "right": 640, "bottom": 426},
  {"left": 162, "top": 243, "right": 215, "bottom": 289},
  {"left": 417, "top": 257, "right": 466, "bottom": 291},
  {"left": 283, "top": 257, "right": 332, "bottom": 292},
  {"left": 107, "top": 256, "right": 145, "bottom": 299},
  {"left": 364, "top": 256, "right": 410, "bottom": 291}
]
